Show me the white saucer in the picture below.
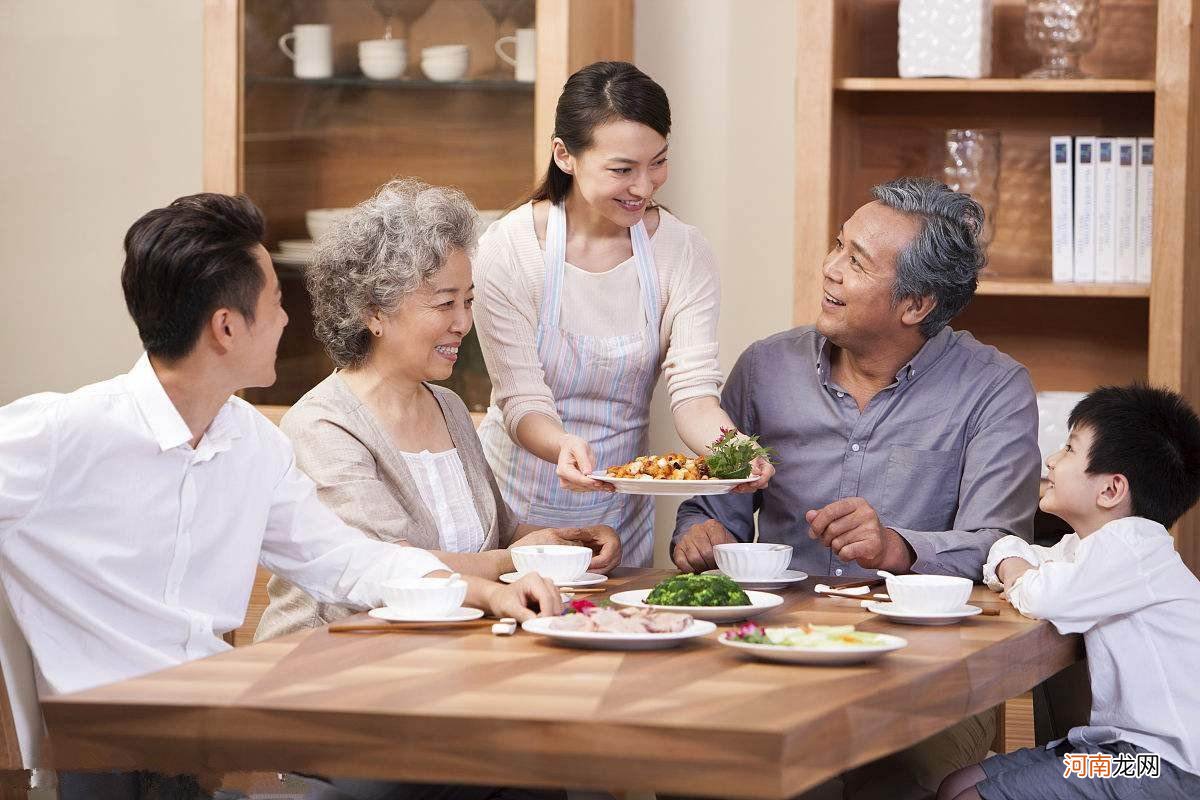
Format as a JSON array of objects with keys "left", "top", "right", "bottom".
[
  {"left": 865, "top": 601, "right": 983, "bottom": 626},
  {"left": 499, "top": 571, "right": 608, "bottom": 587},
  {"left": 368, "top": 606, "right": 484, "bottom": 623},
  {"left": 703, "top": 568, "right": 808, "bottom": 590},
  {"left": 609, "top": 589, "right": 784, "bottom": 623}
]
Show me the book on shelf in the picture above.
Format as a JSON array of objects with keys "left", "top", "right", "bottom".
[
  {"left": 1073, "top": 137, "right": 1097, "bottom": 282},
  {"left": 1115, "top": 138, "right": 1138, "bottom": 283},
  {"left": 1094, "top": 138, "right": 1117, "bottom": 283},
  {"left": 1050, "top": 135, "right": 1074, "bottom": 282},
  {"left": 1136, "top": 137, "right": 1155, "bottom": 284}
]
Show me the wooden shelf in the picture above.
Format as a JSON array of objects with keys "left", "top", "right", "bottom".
[
  {"left": 975, "top": 279, "right": 1151, "bottom": 298},
  {"left": 245, "top": 74, "right": 533, "bottom": 92},
  {"left": 835, "top": 78, "right": 1156, "bottom": 93}
]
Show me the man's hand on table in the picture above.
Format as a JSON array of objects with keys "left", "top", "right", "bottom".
[
  {"left": 997, "top": 556, "right": 1036, "bottom": 597},
  {"left": 672, "top": 519, "right": 737, "bottom": 573},
  {"left": 806, "top": 497, "right": 915, "bottom": 572}
]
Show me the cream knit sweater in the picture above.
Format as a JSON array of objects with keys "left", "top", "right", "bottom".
[{"left": 473, "top": 202, "right": 724, "bottom": 439}]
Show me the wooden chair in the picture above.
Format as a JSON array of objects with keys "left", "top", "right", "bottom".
[{"left": 0, "top": 583, "right": 43, "bottom": 797}]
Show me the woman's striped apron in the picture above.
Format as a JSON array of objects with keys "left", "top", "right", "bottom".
[{"left": 479, "top": 202, "right": 661, "bottom": 567}]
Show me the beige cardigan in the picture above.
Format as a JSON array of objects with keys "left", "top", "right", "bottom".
[{"left": 254, "top": 373, "right": 519, "bottom": 641}]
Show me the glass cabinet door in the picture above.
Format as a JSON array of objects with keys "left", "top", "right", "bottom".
[{"left": 240, "top": 0, "right": 536, "bottom": 410}]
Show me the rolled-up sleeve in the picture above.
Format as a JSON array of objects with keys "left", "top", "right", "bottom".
[
  {"left": 472, "top": 229, "right": 561, "bottom": 438},
  {"left": 661, "top": 229, "right": 724, "bottom": 410},
  {"left": 1006, "top": 533, "right": 1153, "bottom": 633},
  {"left": 259, "top": 453, "right": 450, "bottom": 610},
  {"left": 673, "top": 344, "right": 759, "bottom": 545},
  {"left": 892, "top": 367, "right": 1041, "bottom": 579}
]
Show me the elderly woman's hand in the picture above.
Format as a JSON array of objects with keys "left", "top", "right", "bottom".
[
  {"left": 556, "top": 434, "right": 615, "bottom": 493},
  {"left": 510, "top": 525, "right": 622, "bottom": 573},
  {"left": 556, "top": 525, "right": 622, "bottom": 573},
  {"left": 483, "top": 573, "right": 562, "bottom": 622}
]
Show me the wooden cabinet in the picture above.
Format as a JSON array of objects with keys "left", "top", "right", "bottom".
[
  {"left": 795, "top": 0, "right": 1200, "bottom": 572},
  {"left": 202, "top": 0, "right": 631, "bottom": 409}
]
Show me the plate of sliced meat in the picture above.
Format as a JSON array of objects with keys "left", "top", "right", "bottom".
[{"left": 522, "top": 606, "right": 717, "bottom": 650}]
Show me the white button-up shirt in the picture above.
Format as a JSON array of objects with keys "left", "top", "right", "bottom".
[
  {"left": 985, "top": 517, "right": 1200, "bottom": 775},
  {"left": 0, "top": 355, "right": 449, "bottom": 696}
]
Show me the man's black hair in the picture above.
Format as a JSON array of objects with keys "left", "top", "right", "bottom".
[
  {"left": 1069, "top": 383, "right": 1200, "bottom": 527},
  {"left": 121, "top": 193, "right": 265, "bottom": 360}
]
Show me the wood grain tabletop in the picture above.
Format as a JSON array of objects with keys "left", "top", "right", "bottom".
[{"left": 42, "top": 569, "right": 1080, "bottom": 799}]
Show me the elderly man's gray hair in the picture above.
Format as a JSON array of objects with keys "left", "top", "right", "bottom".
[
  {"left": 871, "top": 177, "right": 986, "bottom": 338},
  {"left": 306, "top": 178, "right": 479, "bottom": 367}
]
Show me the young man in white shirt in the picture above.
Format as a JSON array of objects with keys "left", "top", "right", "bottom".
[
  {"left": 938, "top": 384, "right": 1200, "bottom": 800},
  {"left": 0, "top": 193, "right": 563, "bottom": 799}
]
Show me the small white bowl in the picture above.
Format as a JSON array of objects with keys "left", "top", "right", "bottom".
[
  {"left": 305, "top": 207, "right": 353, "bottom": 241},
  {"left": 510, "top": 544, "right": 591, "bottom": 582},
  {"left": 421, "top": 58, "right": 469, "bottom": 82},
  {"left": 884, "top": 574, "right": 973, "bottom": 613},
  {"left": 713, "top": 542, "right": 792, "bottom": 580},
  {"left": 361, "top": 59, "right": 405, "bottom": 80},
  {"left": 380, "top": 577, "right": 467, "bottom": 617}
]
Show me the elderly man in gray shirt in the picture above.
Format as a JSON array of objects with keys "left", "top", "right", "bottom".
[{"left": 674, "top": 177, "right": 1041, "bottom": 799}]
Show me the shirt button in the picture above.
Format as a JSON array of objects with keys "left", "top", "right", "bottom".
[
  {"left": 851, "top": 443, "right": 861, "bottom": 452},
  {"left": 835, "top": 568, "right": 844, "bottom": 576},
  {"left": 836, "top": 391, "right": 845, "bottom": 398}
]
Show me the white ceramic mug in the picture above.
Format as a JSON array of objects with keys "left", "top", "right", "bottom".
[
  {"left": 278, "top": 24, "right": 333, "bottom": 79},
  {"left": 494, "top": 28, "right": 535, "bottom": 82}
]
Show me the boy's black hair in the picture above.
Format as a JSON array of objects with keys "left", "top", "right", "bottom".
[
  {"left": 121, "top": 193, "right": 266, "bottom": 361},
  {"left": 1069, "top": 383, "right": 1200, "bottom": 527}
]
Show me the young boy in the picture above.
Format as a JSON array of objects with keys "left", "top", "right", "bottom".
[{"left": 938, "top": 384, "right": 1200, "bottom": 800}]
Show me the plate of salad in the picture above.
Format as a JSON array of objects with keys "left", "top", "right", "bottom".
[
  {"left": 592, "top": 429, "right": 774, "bottom": 496},
  {"left": 717, "top": 622, "right": 907, "bottom": 665},
  {"left": 610, "top": 574, "right": 784, "bottom": 623}
]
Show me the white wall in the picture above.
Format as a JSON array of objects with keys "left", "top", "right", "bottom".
[
  {"left": 635, "top": 0, "right": 798, "bottom": 566},
  {"left": 0, "top": 1, "right": 204, "bottom": 403}
]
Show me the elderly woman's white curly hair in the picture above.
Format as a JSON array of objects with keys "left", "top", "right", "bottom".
[{"left": 306, "top": 178, "right": 479, "bottom": 368}]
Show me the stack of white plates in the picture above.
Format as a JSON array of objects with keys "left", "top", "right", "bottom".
[{"left": 422, "top": 44, "right": 469, "bottom": 82}]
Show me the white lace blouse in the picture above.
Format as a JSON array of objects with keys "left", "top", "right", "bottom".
[{"left": 399, "top": 448, "right": 487, "bottom": 553}]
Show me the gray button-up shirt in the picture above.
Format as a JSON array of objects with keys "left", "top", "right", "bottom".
[{"left": 674, "top": 326, "right": 1041, "bottom": 579}]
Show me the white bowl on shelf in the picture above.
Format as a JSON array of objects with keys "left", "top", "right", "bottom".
[
  {"left": 361, "top": 58, "right": 406, "bottom": 80},
  {"left": 421, "top": 58, "right": 469, "bottom": 82},
  {"left": 305, "top": 207, "right": 353, "bottom": 241}
]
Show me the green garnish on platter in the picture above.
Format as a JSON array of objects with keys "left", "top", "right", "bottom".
[
  {"left": 646, "top": 573, "right": 751, "bottom": 607},
  {"left": 705, "top": 428, "right": 776, "bottom": 479}
]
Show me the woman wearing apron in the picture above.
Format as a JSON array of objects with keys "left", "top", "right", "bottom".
[{"left": 473, "top": 62, "right": 772, "bottom": 567}]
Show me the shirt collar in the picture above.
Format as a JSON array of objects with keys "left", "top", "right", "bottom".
[
  {"left": 125, "top": 354, "right": 243, "bottom": 455},
  {"left": 899, "top": 326, "right": 954, "bottom": 383},
  {"left": 814, "top": 326, "right": 955, "bottom": 387}
]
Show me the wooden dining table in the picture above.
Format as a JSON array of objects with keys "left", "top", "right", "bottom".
[{"left": 42, "top": 569, "right": 1081, "bottom": 799}]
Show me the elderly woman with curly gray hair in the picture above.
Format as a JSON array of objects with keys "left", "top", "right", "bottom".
[{"left": 255, "top": 179, "right": 620, "bottom": 649}]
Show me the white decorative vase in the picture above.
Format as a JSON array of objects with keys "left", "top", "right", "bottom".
[{"left": 898, "top": 0, "right": 993, "bottom": 79}]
